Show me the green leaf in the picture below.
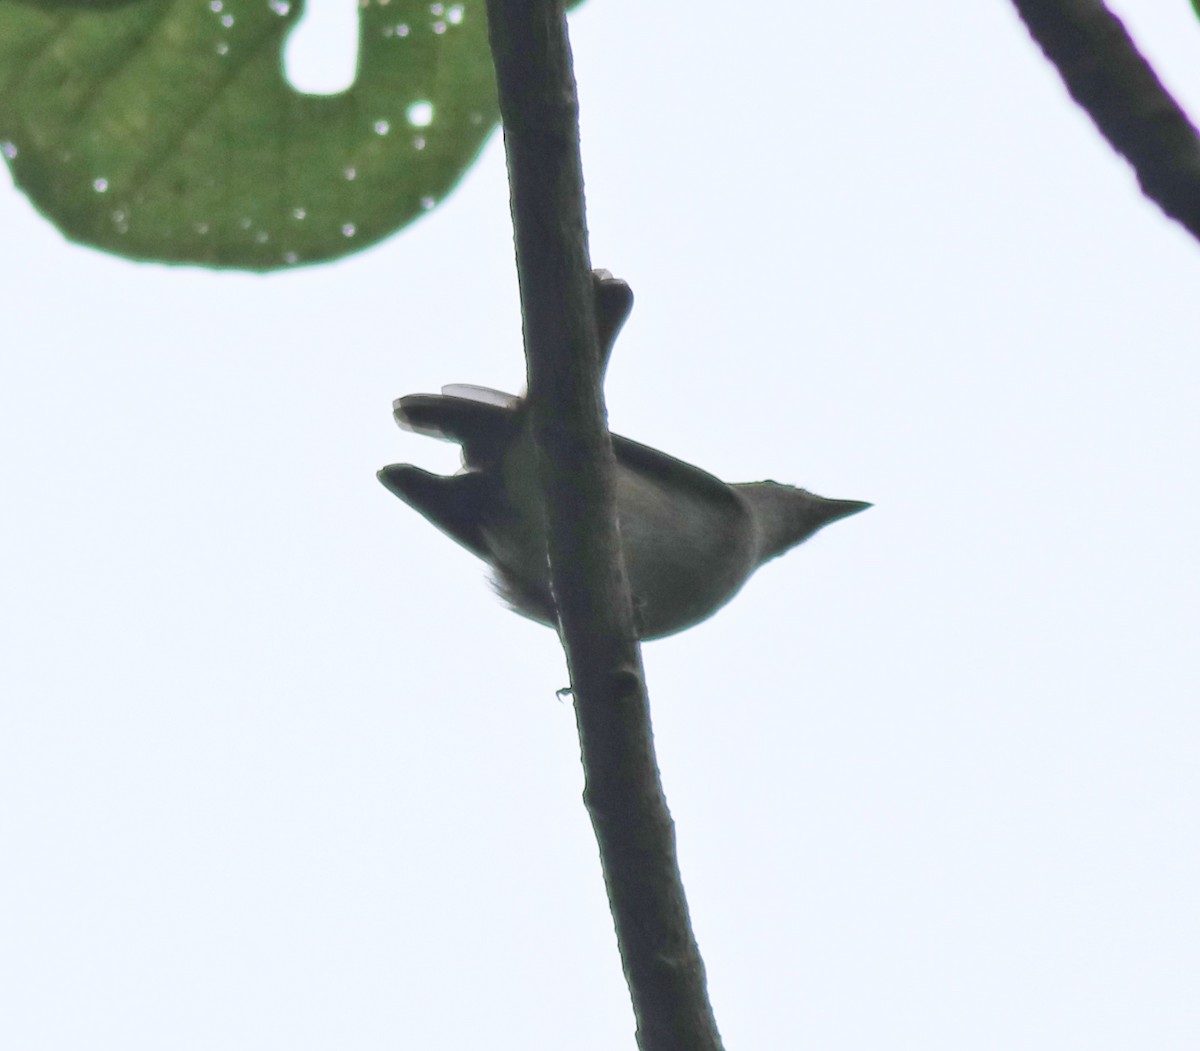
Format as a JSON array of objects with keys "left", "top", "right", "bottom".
[{"left": 0, "top": 0, "right": 499, "bottom": 269}]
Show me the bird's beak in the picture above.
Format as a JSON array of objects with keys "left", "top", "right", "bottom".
[{"left": 812, "top": 497, "right": 872, "bottom": 526}]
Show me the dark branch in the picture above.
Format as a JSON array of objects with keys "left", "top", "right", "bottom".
[
  {"left": 483, "top": 2, "right": 723, "bottom": 1049},
  {"left": 1012, "top": 0, "right": 1200, "bottom": 241}
]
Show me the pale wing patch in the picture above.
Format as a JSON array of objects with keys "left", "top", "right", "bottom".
[{"left": 441, "top": 384, "right": 521, "bottom": 408}]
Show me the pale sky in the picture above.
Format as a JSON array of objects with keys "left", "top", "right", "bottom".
[{"left": 3, "top": 1, "right": 1198, "bottom": 1048}]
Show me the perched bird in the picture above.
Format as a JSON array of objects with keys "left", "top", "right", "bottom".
[
  {"left": 378, "top": 270, "right": 867, "bottom": 639},
  {"left": 377, "top": 384, "right": 869, "bottom": 640}
]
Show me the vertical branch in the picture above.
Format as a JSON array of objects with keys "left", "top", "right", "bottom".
[
  {"left": 1011, "top": 0, "right": 1200, "bottom": 241},
  {"left": 483, "top": 2, "right": 724, "bottom": 1049}
]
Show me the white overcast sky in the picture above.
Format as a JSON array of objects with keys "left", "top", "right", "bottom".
[{"left": 3, "top": 1, "right": 1198, "bottom": 1049}]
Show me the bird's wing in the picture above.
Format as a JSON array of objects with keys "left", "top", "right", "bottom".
[
  {"left": 395, "top": 388, "right": 742, "bottom": 517},
  {"left": 611, "top": 434, "right": 748, "bottom": 518},
  {"left": 376, "top": 465, "right": 495, "bottom": 561},
  {"left": 393, "top": 391, "right": 522, "bottom": 470}
]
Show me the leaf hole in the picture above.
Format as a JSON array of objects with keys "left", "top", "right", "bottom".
[{"left": 284, "top": 0, "right": 359, "bottom": 95}]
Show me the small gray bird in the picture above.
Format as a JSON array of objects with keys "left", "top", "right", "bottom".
[
  {"left": 377, "top": 385, "right": 869, "bottom": 639},
  {"left": 379, "top": 271, "right": 867, "bottom": 639}
]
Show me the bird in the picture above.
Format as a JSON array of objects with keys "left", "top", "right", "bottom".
[
  {"left": 377, "top": 382, "right": 869, "bottom": 639},
  {"left": 378, "top": 270, "right": 868, "bottom": 639}
]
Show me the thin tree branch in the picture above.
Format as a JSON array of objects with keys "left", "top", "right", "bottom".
[
  {"left": 483, "top": 2, "right": 723, "bottom": 1049},
  {"left": 1011, "top": 0, "right": 1200, "bottom": 241}
]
